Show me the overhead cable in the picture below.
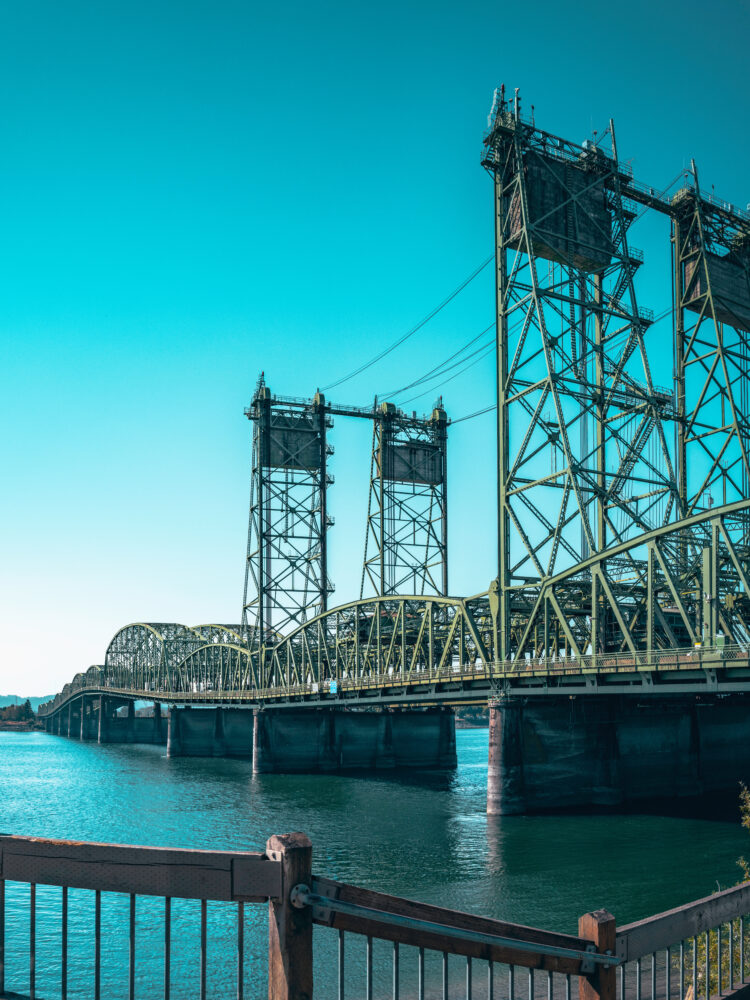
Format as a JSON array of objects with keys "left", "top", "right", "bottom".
[
  {"left": 321, "top": 254, "right": 494, "bottom": 392},
  {"left": 397, "top": 342, "right": 497, "bottom": 407},
  {"left": 379, "top": 323, "right": 494, "bottom": 400}
]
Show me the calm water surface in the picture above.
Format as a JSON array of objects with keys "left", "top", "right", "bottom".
[{"left": 0, "top": 730, "right": 746, "bottom": 998}]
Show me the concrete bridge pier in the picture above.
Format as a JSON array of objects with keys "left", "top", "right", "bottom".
[
  {"left": 168, "top": 706, "right": 253, "bottom": 758},
  {"left": 253, "top": 707, "right": 457, "bottom": 774},
  {"left": 487, "top": 701, "right": 525, "bottom": 816},
  {"left": 79, "top": 696, "right": 98, "bottom": 741},
  {"left": 486, "top": 693, "right": 750, "bottom": 814}
]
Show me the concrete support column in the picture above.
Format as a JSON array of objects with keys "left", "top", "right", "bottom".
[
  {"left": 252, "top": 710, "right": 260, "bottom": 774},
  {"left": 487, "top": 700, "right": 525, "bottom": 815},
  {"left": 97, "top": 696, "right": 108, "bottom": 743},
  {"left": 67, "top": 703, "right": 72, "bottom": 738},
  {"left": 79, "top": 696, "right": 86, "bottom": 740},
  {"left": 126, "top": 700, "right": 135, "bottom": 743},
  {"left": 213, "top": 707, "right": 226, "bottom": 757},
  {"left": 153, "top": 702, "right": 163, "bottom": 744},
  {"left": 167, "top": 707, "right": 181, "bottom": 757}
]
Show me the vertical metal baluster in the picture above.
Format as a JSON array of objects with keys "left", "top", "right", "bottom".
[
  {"left": 664, "top": 947, "right": 682, "bottom": 1000},
  {"left": 706, "top": 931, "right": 710, "bottom": 1000},
  {"left": 95, "top": 889, "right": 101, "bottom": 1000},
  {"left": 488, "top": 962, "right": 494, "bottom": 1000},
  {"left": 339, "top": 930, "right": 345, "bottom": 1000},
  {"left": 718, "top": 924, "right": 723, "bottom": 995},
  {"left": 651, "top": 952, "right": 656, "bottom": 1000},
  {"left": 528, "top": 967, "right": 534, "bottom": 1000},
  {"left": 443, "top": 952, "right": 449, "bottom": 1000},
  {"left": 0, "top": 878, "right": 4, "bottom": 1000},
  {"left": 636, "top": 958, "right": 641, "bottom": 1000},
  {"left": 731, "top": 920, "right": 735, "bottom": 991},
  {"left": 466, "top": 956, "right": 472, "bottom": 1000},
  {"left": 547, "top": 969, "right": 553, "bottom": 1000},
  {"left": 129, "top": 893, "right": 136, "bottom": 1000},
  {"left": 619, "top": 965, "right": 625, "bottom": 1000},
  {"left": 510, "top": 964, "right": 515, "bottom": 1000},
  {"left": 200, "top": 899, "right": 207, "bottom": 1000},
  {"left": 693, "top": 937, "right": 698, "bottom": 998},
  {"left": 164, "top": 897, "right": 171, "bottom": 1000},
  {"left": 419, "top": 947, "right": 425, "bottom": 1000},
  {"left": 742, "top": 917, "right": 746, "bottom": 983},
  {"left": 392, "top": 940, "right": 398, "bottom": 1000},
  {"left": 62, "top": 885, "right": 68, "bottom": 1000},
  {"left": 680, "top": 941, "right": 685, "bottom": 1000},
  {"left": 366, "top": 936, "right": 373, "bottom": 1000},
  {"left": 237, "top": 901, "right": 244, "bottom": 1000},
  {"left": 30, "top": 883, "right": 36, "bottom": 1000},
  {"left": 566, "top": 973, "right": 571, "bottom": 1000}
]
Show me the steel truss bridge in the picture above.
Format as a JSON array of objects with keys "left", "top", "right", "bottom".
[
  {"left": 40, "top": 499, "right": 750, "bottom": 718},
  {"left": 40, "top": 89, "right": 750, "bottom": 721}
]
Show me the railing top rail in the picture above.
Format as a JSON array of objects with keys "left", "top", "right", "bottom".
[
  {"left": 616, "top": 879, "right": 750, "bottom": 962},
  {"left": 0, "top": 834, "right": 281, "bottom": 902},
  {"left": 306, "top": 875, "right": 613, "bottom": 974}
]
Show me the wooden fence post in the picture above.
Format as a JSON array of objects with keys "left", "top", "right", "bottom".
[
  {"left": 579, "top": 909, "right": 616, "bottom": 1000},
  {"left": 266, "top": 833, "right": 313, "bottom": 1000}
]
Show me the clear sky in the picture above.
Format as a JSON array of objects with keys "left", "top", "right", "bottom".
[{"left": 1, "top": 0, "right": 748, "bottom": 695}]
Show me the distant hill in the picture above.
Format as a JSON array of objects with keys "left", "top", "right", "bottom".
[{"left": 0, "top": 695, "right": 53, "bottom": 711}]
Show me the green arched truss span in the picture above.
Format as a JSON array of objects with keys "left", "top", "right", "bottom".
[{"left": 37, "top": 499, "right": 750, "bottom": 714}]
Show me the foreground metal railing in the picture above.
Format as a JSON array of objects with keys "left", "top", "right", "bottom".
[{"left": 2, "top": 831, "right": 750, "bottom": 999}]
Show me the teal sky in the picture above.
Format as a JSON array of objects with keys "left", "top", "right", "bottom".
[{"left": 2, "top": 0, "right": 749, "bottom": 694}]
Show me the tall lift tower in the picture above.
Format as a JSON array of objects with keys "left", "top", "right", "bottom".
[
  {"left": 361, "top": 402, "right": 448, "bottom": 597},
  {"left": 241, "top": 378, "right": 334, "bottom": 651},
  {"left": 482, "top": 88, "right": 678, "bottom": 660},
  {"left": 672, "top": 170, "right": 750, "bottom": 516}
]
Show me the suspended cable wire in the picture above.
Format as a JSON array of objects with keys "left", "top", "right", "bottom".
[
  {"left": 379, "top": 323, "right": 494, "bottom": 399},
  {"left": 384, "top": 331, "right": 495, "bottom": 406},
  {"left": 397, "top": 342, "right": 497, "bottom": 408},
  {"left": 321, "top": 254, "right": 494, "bottom": 392},
  {"left": 451, "top": 403, "right": 496, "bottom": 424}
]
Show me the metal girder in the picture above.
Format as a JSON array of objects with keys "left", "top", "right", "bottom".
[{"left": 506, "top": 500, "right": 750, "bottom": 663}]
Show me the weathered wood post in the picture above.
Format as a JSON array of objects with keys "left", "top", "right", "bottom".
[
  {"left": 578, "top": 909, "right": 616, "bottom": 1000},
  {"left": 266, "top": 832, "right": 313, "bottom": 1000}
]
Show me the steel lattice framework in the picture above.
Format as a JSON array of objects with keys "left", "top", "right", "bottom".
[
  {"left": 241, "top": 379, "right": 334, "bottom": 649},
  {"left": 672, "top": 173, "right": 750, "bottom": 519},
  {"left": 361, "top": 403, "right": 448, "bottom": 598},
  {"left": 482, "top": 91, "right": 680, "bottom": 660}
]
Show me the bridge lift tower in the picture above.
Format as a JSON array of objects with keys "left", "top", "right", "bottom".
[
  {"left": 241, "top": 382, "right": 449, "bottom": 654},
  {"left": 483, "top": 88, "right": 679, "bottom": 661},
  {"left": 241, "top": 378, "right": 334, "bottom": 649},
  {"left": 361, "top": 401, "right": 448, "bottom": 598}
]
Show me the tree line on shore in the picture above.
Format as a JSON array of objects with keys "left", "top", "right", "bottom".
[{"left": 0, "top": 700, "right": 34, "bottom": 722}]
